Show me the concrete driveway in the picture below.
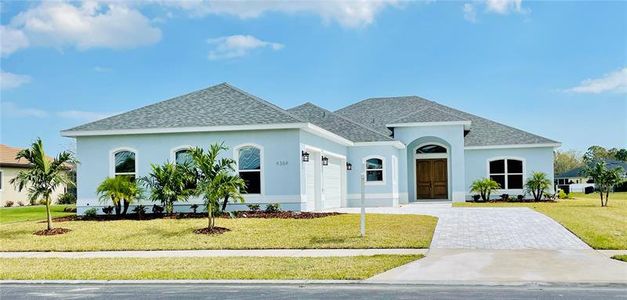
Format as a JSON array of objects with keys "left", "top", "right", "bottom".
[{"left": 327, "top": 203, "right": 627, "bottom": 284}]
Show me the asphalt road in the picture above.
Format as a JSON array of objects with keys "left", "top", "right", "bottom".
[{"left": 2, "top": 283, "right": 627, "bottom": 300}]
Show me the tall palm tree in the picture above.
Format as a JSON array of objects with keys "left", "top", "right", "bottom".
[
  {"left": 10, "top": 138, "right": 76, "bottom": 231},
  {"left": 96, "top": 176, "right": 142, "bottom": 215}
]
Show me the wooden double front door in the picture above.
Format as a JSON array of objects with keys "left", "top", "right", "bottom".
[{"left": 416, "top": 159, "right": 448, "bottom": 199}]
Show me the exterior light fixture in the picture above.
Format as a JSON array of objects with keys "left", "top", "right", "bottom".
[
  {"left": 346, "top": 162, "right": 352, "bottom": 170},
  {"left": 322, "top": 156, "right": 329, "bottom": 166},
  {"left": 301, "top": 151, "right": 310, "bottom": 162}
]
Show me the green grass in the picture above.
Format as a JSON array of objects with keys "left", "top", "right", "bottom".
[
  {"left": 454, "top": 192, "right": 627, "bottom": 250},
  {"left": 0, "top": 214, "right": 437, "bottom": 251},
  {"left": 0, "top": 255, "right": 421, "bottom": 280},
  {"left": 611, "top": 255, "right": 627, "bottom": 262},
  {"left": 0, "top": 205, "right": 74, "bottom": 224}
]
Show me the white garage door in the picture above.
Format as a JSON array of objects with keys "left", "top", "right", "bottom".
[
  {"left": 304, "top": 158, "right": 317, "bottom": 211},
  {"left": 323, "top": 157, "right": 342, "bottom": 209}
]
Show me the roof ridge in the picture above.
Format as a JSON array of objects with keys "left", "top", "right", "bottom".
[
  {"left": 222, "top": 83, "right": 306, "bottom": 123},
  {"left": 290, "top": 102, "right": 394, "bottom": 141}
]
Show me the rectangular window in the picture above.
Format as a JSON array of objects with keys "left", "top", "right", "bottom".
[
  {"left": 365, "top": 158, "right": 384, "bottom": 182},
  {"left": 239, "top": 171, "right": 261, "bottom": 194},
  {"left": 489, "top": 159, "right": 524, "bottom": 190}
]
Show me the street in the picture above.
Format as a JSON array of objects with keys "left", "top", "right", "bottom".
[{"left": 2, "top": 283, "right": 626, "bottom": 299}]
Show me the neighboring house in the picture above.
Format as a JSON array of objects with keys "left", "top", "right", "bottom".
[
  {"left": 0, "top": 144, "right": 68, "bottom": 206},
  {"left": 555, "top": 159, "right": 627, "bottom": 192},
  {"left": 61, "top": 83, "right": 560, "bottom": 214}
]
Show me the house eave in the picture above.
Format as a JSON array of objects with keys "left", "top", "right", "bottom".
[
  {"left": 353, "top": 141, "right": 406, "bottom": 149},
  {"left": 60, "top": 123, "right": 308, "bottom": 137},
  {"left": 464, "top": 143, "right": 562, "bottom": 150},
  {"left": 387, "top": 121, "right": 472, "bottom": 130}
]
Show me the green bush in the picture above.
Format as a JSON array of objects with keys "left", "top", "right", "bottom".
[
  {"left": 247, "top": 204, "right": 261, "bottom": 211},
  {"left": 557, "top": 189, "right": 569, "bottom": 199},
  {"left": 469, "top": 178, "right": 500, "bottom": 202},
  {"left": 57, "top": 192, "right": 76, "bottom": 204},
  {"left": 4, "top": 201, "right": 14, "bottom": 207},
  {"left": 84, "top": 208, "right": 97, "bottom": 217},
  {"left": 265, "top": 203, "right": 280, "bottom": 213}
]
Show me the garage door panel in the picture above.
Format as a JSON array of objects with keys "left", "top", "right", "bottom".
[{"left": 323, "top": 157, "right": 342, "bottom": 209}]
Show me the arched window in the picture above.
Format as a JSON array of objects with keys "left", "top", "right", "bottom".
[
  {"left": 237, "top": 145, "right": 262, "bottom": 194},
  {"left": 174, "top": 149, "right": 192, "bottom": 165},
  {"left": 113, "top": 150, "right": 136, "bottom": 180},
  {"left": 416, "top": 144, "right": 447, "bottom": 154},
  {"left": 489, "top": 158, "right": 524, "bottom": 189},
  {"left": 365, "top": 157, "right": 384, "bottom": 182}
]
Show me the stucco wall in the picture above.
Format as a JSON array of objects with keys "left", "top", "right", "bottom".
[
  {"left": 0, "top": 167, "right": 66, "bottom": 206},
  {"left": 346, "top": 145, "right": 404, "bottom": 207},
  {"left": 464, "top": 147, "right": 555, "bottom": 199},
  {"left": 75, "top": 129, "right": 302, "bottom": 214}
]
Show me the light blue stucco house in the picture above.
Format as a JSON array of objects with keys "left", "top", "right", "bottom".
[{"left": 62, "top": 83, "right": 560, "bottom": 214}]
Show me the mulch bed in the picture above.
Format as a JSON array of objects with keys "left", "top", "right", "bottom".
[
  {"left": 467, "top": 200, "right": 558, "bottom": 203},
  {"left": 57, "top": 211, "right": 343, "bottom": 222},
  {"left": 193, "top": 227, "right": 230, "bottom": 235},
  {"left": 33, "top": 228, "right": 72, "bottom": 236},
  {"left": 232, "top": 211, "right": 342, "bottom": 219}
]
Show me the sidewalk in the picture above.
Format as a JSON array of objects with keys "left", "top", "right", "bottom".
[{"left": 0, "top": 248, "right": 427, "bottom": 258}]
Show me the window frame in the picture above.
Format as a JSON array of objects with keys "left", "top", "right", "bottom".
[
  {"left": 109, "top": 147, "right": 138, "bottom": 179},
  {"left": 170, "top": 145, "right": 193, "bottom": 165},
  {"left": 486, "top": 157, "right": 525, "bottom": 191},
  {"left": 234, "top": 143, "right": 264, "bottom": 195},
  {"left": 363, "top": 155, "right": 385, "bottom": 185}
]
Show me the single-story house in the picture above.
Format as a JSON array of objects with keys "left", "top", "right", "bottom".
[
  {"left": 61, "top": 83, "right": 560, "bottom": 214},
  {"left": 0, "top": 144, "right": 69, "bottom": 206},
  {"left": 555, "top": 159, "right": 627, "bottom": 192}
]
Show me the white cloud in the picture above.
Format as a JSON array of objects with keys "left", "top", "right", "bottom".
[
  {"left": 207, "top": 35, "right": 283, "bottom": 60},
  {"left": 566, "top": 68, "right": 627, "bottom": 94},
  {"left": 56, "top": 110, "right": 117, "bottom": 122},
  {"left": 160, "top": 0, "right": 400, "bottom": 28},
  {"left": 0, "top": 71, "right": 31, "bottom": 90},
  {"left": 485, "top": 0, "right": 523, "bottom": 14},
  {"left": 4, "top": 1, "right": 161, "bottom": 55},
  {"left": 463, "top": 3, "right": 477, "bottom": 22},
  {"left": 1, "top": 102, "right": 48, "bottom": 118},
  {"left": 0, "top": 25, "right": 30, "bottom": 57}
]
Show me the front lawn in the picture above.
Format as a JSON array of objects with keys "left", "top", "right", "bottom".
[
  {"left": 0, "top": 205, "right": 75, "bottom": 224},
  {"left": 612, "top": 255, "right": 627, "bottom": 262},
  {"left": 454, "top": 192, "right": 627, "bottom": 249},
  {"left": 0, "top": 214, "right": 437, "bottom": 251},
  {"left": 0, "top": 255, "right": 421, "bottom": 280}
]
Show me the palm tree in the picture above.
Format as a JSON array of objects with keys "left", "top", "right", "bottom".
[
  {"left": 525, "top": 172, "right": 552, "bottom": 201},
  {"left": 470, "top": 178, "right": 500, "bottom": 202},
  {"left": 584, "top": 162, "right": 624, "bottom": 207},
  {"left": 96, "top": 176, "right": 142, "bottom": 216},
  {"left": 10, "top": 138, "right": 77, "bottom": 231},
  {"left": 141, "top": 162, "right": 195, "bottom": 214},
  {"left": 220, "top": 173, "right": 247, "bottom": 211},
  {"left": 189, "top": 143, "right": 243, "bottom": 231}
]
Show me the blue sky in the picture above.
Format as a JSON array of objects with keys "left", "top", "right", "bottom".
[{"left": 1, "top": 0, "right": 626, "bottom": 155}]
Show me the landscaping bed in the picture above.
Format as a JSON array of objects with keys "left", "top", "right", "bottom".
[
  {"left": 0, "top": 213, "right": 437, "bottom": 251},
  {"left": 0, "top": 255, "right": 422, "bottom": 280},
  {"left": 49, "top": 211, "right": 343, "bottom": 222}
]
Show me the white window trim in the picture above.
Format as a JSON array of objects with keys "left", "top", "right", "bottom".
[
  {"left": 363, "top": 155, "right": 385, "bottom": 186},
  {"left": 170, "top": 145, "right": 193, "bottom": 164},
  {"left": 486, "top": 156, "right": 526, "bottom": 192},
  {"left": 234, "top": 143, "right": 264, "bottom": 195},
  {"left": 109, "top": 147, "right": 138, "bottom": 178}
]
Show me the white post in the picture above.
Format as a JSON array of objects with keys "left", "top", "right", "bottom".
[{"left": 360, "top": 162, "right": 366, "bottom": 237}]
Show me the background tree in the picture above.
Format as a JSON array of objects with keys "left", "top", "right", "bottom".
[
  {"left": 583, "top": 146, "right": 611, "bottom": 163},
  {"left": 613, "top": 148, "right": 627, "bottom": 162},
  {"left": 525, "top": 172, "right": 552, "bottom": 201},
  {"left": 554, "top": 150, "right": 584, "bottom": 174},
  {"left": 141, "top": 162, "right": 195, "bottom": 214},
  {"left": 10, "top": 138, "right": 77, "bottom": 231},
  {"left": 97, "top": 176, "right": 142, "bottom": 216},
  {"left": 584, "top": 162, "right": 624, "bottom": 207},
  {"left": 470, "top": 178, "right": 500, "bottom": 202}
]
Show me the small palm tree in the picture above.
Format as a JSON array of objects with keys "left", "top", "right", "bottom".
[
  {"left": 96, "top": 176, "right": 142, "bottom": 216},
  {"left": 220, "top": 173, "right": 247, "bottom": 211},
  {"left": 141, "top": 162, "right": 195, "bottom": 214},
  {"left": 10, "top": 138, "right": 77, "bottom": 231},
  {"left": 525, "top": 172, "right": 552, "bottom": 201},
  {"left": 469, "top": 178, "right": 500, "bottom": 202},
  {"left": 584, "top": 162, "right": 624, "bottom": 207}
]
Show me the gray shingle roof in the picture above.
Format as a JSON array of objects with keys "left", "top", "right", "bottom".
[
  {"left": 63, "top": 83, "right": 304, "bottom": 132},
  {"left": 390, "top": 106, "right": 470, "bottom": 124},
  {"left": 335, "top": 96, "right": 559, "bottom": 147},
  {"left": 287, "top": 103, "right": 393, "bottom": 142}
]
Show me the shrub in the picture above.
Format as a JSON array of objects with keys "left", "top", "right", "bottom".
[
  {"left": 84, "top": 208, "right": 97, "bottom": 217},
  {"left": 152, "top": 204, "right": 164, "bottom": 215},
  {"left": 247, "top": 203, "right": 261, "bottom": 211},
  {"left": 102, "top": 206, "right": 114, "bottom": 215},
  {"left": 500, "top": 194, "right": 510, "bottom": 201},
  {"left": 265, "top": 203, "right": 281, "bottom": 213},
  {"left": 557, "top": 189, "right": 568, "bottom": 199},
  {"left": 471, "top": 195, "right": 481, "bottom": 202},
  {"left": 133, "top": 205, "right": 147, "bottom": 218},
  {"left": 190, "top": 204, "right": 199, "bottom": 214},
  {"left": 614, "top": 180, "right": 627, "bottom": 192},
  {"left": 18, "top": 201, "right": 25, "bottom": 206},
  {"left": 4, "top": 201, "right": 14, "bottom": 207},
  {"left": 57, "top": 192, "right": 76, "bottom": 204},
  {"left": 517, "top": 194, "right": 525, "bottom": 201},
  {"left": 469, "top": 178, "right": 500, "bottom": 202}
]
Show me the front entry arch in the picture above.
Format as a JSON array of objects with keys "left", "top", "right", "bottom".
[{"left": 415, "top": 143, "right": 449, "bottom": 200}]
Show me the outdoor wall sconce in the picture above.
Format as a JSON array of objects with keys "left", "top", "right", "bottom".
[
  {"left": 321, "top": 156, "right": 329, "bottom": 166},
  {"left": 301, "top": 151, "right": 310, "bottom": 162},
  {"left": 346, "top": 162, "right": 352, "bottom": 170}
]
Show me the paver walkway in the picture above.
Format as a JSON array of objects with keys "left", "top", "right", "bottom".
[
  {"left": 0, "top": 249, "right": 427, "bottom": 258},
  {"left": 326, "top": 203, "right": 590, "bottom": 250}
]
